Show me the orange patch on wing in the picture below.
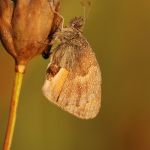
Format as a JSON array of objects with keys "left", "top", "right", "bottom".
[{"left": 50, "top": 68, "right": 69, "bottom": 99}]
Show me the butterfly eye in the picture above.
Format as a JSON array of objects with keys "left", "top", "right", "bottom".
[
  {"left": 42, "top": 45, "right": 52, "bottom": 59},
  {"left": 47, "top": 64, "right": 60, "bottom": 77},
  {"left": 10, "top": 0, "right": 17, "bottom": 5}
]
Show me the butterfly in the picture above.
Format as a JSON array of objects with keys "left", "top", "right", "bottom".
[{"left": 42, "top": 2, "right": 102, "bottom": 119}]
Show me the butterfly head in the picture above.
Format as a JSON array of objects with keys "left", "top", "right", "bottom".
[{"left": 69, "top": 17, "right": 84, "bottom": 31}]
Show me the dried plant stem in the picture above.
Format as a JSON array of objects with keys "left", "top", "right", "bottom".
[{"left": 3, "top": 66, "right": 25, "bottom": 150}]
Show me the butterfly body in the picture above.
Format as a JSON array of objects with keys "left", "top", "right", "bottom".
[{"left": 42, "top": 17, "right": 102, "bottom": 119}]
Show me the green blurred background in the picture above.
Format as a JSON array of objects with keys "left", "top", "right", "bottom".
[{"left": 1, "top": 0, "right": 150, "bottom": 149}]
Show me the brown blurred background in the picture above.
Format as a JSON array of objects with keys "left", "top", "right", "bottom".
[{"left": 0, "top": 0, "right": 150, "bottom": 149}]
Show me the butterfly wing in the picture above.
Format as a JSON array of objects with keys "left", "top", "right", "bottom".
[{"left": 42, "top": 43, "right": 101, "bottom": 119}]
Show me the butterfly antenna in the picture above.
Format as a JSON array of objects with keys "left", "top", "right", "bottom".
[
  {"left": 86, "top": 1, "right": 91, "bottom": 21},
  {"left": 80, "top": 0, "right": 92, "bottom": 26}
]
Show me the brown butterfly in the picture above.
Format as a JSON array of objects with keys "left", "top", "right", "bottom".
[{"left": 42, "top": 3, "right": 102, "bottom": 119}]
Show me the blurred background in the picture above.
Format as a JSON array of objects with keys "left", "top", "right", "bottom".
[{"left": 1, "top": 0, "right": 150, "bottom": 149}]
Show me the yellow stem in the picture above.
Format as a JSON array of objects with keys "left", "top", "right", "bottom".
[{"left": 3, "top": 70, "right": 24, "bottom": 150}]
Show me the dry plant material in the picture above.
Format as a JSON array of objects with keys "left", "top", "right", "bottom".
[
  {"left": 0, "top": 0, "right": 60, "bottom": 149},
  {"left": 0, "top": 0, "right": 60, "bottom": 71}
]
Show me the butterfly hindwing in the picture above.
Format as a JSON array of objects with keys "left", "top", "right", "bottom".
[{"left": 42, "top": 41, "right": 101, "bottom": 119}]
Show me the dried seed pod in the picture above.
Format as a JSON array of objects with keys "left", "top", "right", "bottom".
[{"left": 0, "top": 0, "right": 60, "bottom": 72}]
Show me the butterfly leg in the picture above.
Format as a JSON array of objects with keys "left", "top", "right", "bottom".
[{"left": 49, "top": 1, "right": 64, "bottom": 31}]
